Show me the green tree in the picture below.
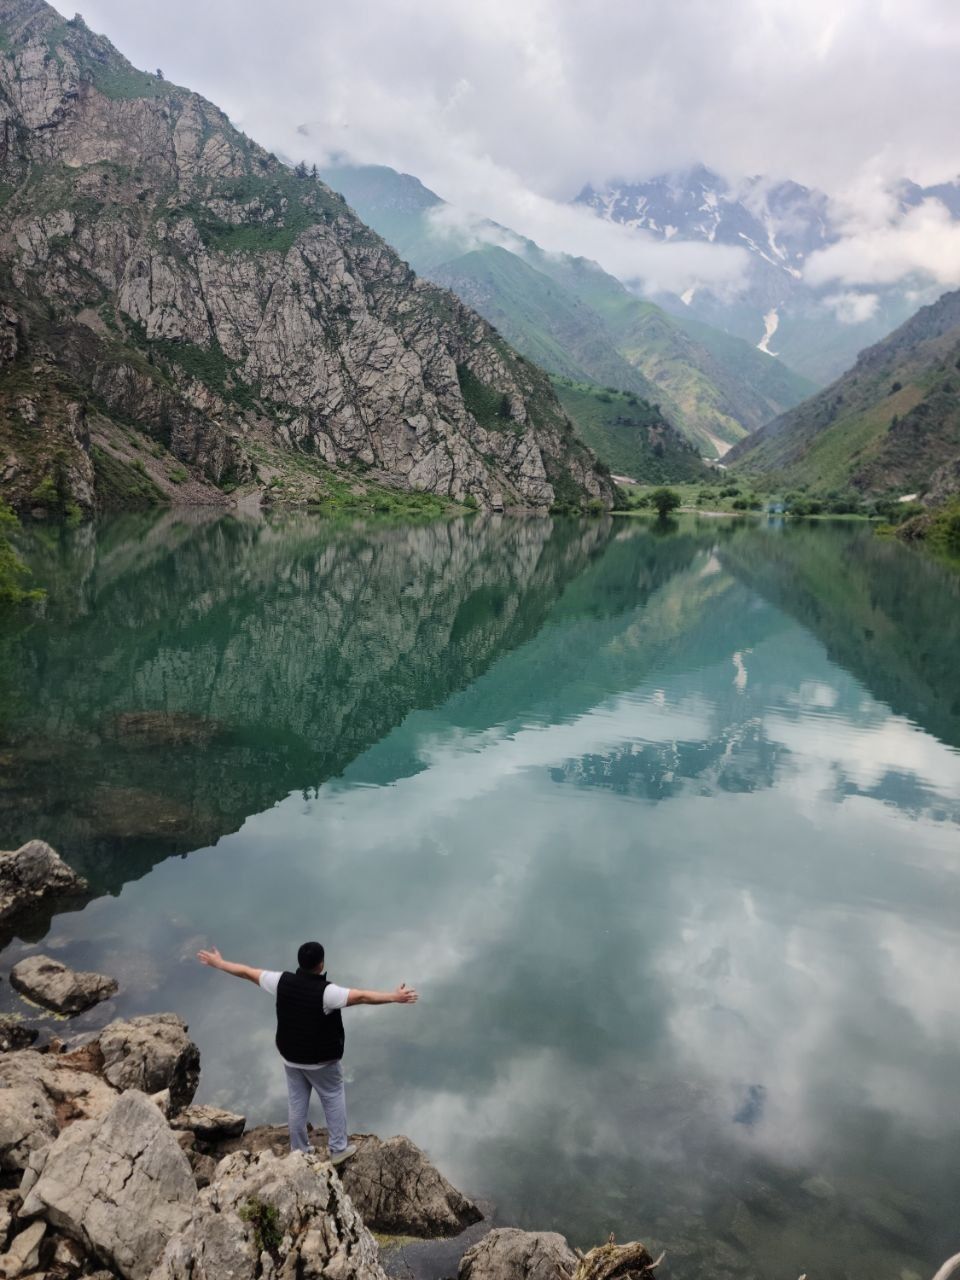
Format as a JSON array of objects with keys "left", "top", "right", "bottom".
[{"left": 649, "top": 487, "right": 681, "bottom": 519}]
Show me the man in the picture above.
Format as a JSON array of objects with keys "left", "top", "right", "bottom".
[{"left": 197, "top": 940, "right": 418, "bottom": 1164}]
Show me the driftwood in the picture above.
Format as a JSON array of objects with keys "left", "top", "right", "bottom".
[
  {"left": 932, "top": 1254, "right": 960, "bottom": 1280},
  {"left": 562, "top": 1235, "right": 663, "bottom": 1280}
]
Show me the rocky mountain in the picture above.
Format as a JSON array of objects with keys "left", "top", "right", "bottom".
[
  {"left": 727, "top": 289, "right": 960, "bottom": 497},
  {"left": 576, "top": 166, "right": 957, "bottom": 385},
  {"left": 0, "top": 1, "right": 612, "bottom": 516},
  {"left": 318, "top": 162, "right": 814, "bottom": 459}
]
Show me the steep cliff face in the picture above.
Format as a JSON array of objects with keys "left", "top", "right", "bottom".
[{"left": 0, "top": 0, "right": 612, "bottom": 513}]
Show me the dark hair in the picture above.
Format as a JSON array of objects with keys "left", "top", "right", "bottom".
[{"left": 297, "top": 941, "right": 325, "bottom": 971}]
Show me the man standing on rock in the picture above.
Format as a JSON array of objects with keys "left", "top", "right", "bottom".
[{"left": 197, "top": 940, "right": 418, "bottom": 1164}]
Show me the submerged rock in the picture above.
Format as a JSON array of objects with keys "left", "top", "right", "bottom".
[
  {"left": 97, "top": 1013, "right": 200, "bottom": 1111},
  {"left": 152, "top": 1148, "right": 386, "bottom": 1280},
  {"left": 105, "top": 711, "right": 224, "bottom": 748},
  {"left": 459, "top": 1229, "right": 578, "bottom": 1280},
  {"left": 21, "top": 1090, "right": 197, "bottom": 1280},
  {"left": 0, "top": 841, "right": 87, "bottom": 924},
  {"left": 10, "top": 954, "right": 118, "bottom": 1014}
]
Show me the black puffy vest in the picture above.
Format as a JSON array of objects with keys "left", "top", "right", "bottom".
[{"left": 275, "top": 969, "right": 345, "bottom": 1064}]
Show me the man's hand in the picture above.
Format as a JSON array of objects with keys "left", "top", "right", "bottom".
[
  {"left": 196, "top": 949, "right": 263, "bottom": 985},
  {"left": 394, "top": 983, "right": 418, "bottom": 1004}
]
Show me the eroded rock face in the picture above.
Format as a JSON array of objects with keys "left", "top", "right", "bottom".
[
  {"left": 20, "top": 1090, "right": 197, "bottom": 1280},
  {"left": 152, "top": 1148, "right": 386, "bottom": 1280},
  {"left": 10, "top": 954, "right": 118, "bottom": 1014},
  {"left": 0, "top": 1, "right": 612, "bottom": 514},
  {"left": 459, "top": 1229, "right": 578, "bottom": 1280},
  {"left": 0, "top": 841, "right": 87, "bottom": 924},
  {"left": 0, "top": 1048, "right": 116, "bottom": 1170},
  {"left": 97, "top": 1014, "right": 200, "bottom": 1111}
]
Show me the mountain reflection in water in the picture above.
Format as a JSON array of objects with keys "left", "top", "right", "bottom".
[{"left": 0, "top": 512, "right": 958, "bottom": 1280}]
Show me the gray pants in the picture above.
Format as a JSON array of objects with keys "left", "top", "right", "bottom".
[{"left": 283, "top": 1061, "right": 348, "bottom": 1154}]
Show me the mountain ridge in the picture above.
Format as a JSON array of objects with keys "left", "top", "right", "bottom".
[
  {"left": 317, "top": 160, "right": 815, "bottom": 459},
  {"left": 727, "top": 288, "right": 960, "bottom": 497}
]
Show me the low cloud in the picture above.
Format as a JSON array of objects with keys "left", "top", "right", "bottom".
[
  {"left": 822, "top": 291, "right": 881, "bottom": 324},
  {"left": 807, "top": 198, "right": 960, "bottom": 289}
]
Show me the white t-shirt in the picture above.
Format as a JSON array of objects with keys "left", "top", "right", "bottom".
[{"left": 259, "top": 971, "right": 351, "bottom": 1069}]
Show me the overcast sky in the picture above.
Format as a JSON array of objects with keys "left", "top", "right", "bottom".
[{"left": 51, "top": 0, "right": 960, "bottom": 294}]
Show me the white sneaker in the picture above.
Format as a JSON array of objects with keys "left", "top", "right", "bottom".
[{"left": 329, "top": 1142, "right": 357, "bottom": 1167}]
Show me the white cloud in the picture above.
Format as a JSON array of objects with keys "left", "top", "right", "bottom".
[
  {"left": 807, "top": 198, "right": 960, "bottom": 289},
  {"left": 50, "top": 0, "right": 960, "bottom": 297},
  {"left": 822, "top": 290, "right": 881, "bottom": 324}
]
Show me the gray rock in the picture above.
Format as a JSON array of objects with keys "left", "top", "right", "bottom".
[
  {"left": 0, "top": 1015, "right": 38, "bottom": 1051},
  {"left": 337, "top": 1134, "right": 482, "bottom": 1238},
  {"left": 151, "top": 1148, "right": 386, "bottom": 1280},
  {"left": 20, "top": 1090, "right": 197, "bottom": 1280},
  {"left": 170, "top": 1104, "right": 245, "bottom": 1142},
  {"left": 458, "top": 1230, "right": 578, "bottom": 1280},
  {"left": 0, "top": 1188, "right": 22, "bottom": 1252},
  {"left": 0, "top": 1074, "right": 57, "bottom": 1173},
  {"left": 207, "top": 1124, "right": 481, "bottom": 1239},
  {"left": 97, "top": 1014, "right": 200, "bottom": 1111},
  {"left": 10, "top": 955, "right": 118, "bottom": 1015},
  {"left": 0, "top": 1219, "right": 46, "bottom": 1278},
  {"left": 0, "top": 842, "right": 87, "bottom": 924}
]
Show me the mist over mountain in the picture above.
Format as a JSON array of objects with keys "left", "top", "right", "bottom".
[
  {"left": 318, "top": 160, "right": 814, "bottom": 460},
  {"left": 576, "top": 166, "right": 960, "bottom": 387}
]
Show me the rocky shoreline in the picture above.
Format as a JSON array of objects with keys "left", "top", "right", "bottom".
[{"left": 0, "top": 841, "right": 660, "bottom": 1280}]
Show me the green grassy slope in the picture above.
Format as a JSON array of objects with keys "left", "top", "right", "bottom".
[
  {"left": 550, "top": 378, "right": 713, "bottom": 482},
  {"left": 728, "top": 290, "right": 960, "bottom": 494},
  {"left": 432, "top": 247, "right": 664, "bottom": 402}
]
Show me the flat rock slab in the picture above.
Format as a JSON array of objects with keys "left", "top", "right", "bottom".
[
  {"left": 21, "top": 1089, "right": 196, "bottom": 1280},
  {"left": 11, "top": 954, "right": 118, "bottom": 1014},
  {"left": 0, "top": 841, "right": 87, "bottom": 923},
  {"left": 170, "top": 1103, "right": 245, "bottom": 1141}
]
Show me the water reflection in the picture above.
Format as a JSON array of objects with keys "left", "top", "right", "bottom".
[{"left": 1, "top": 513, "right": 959, "bottom": 1280}]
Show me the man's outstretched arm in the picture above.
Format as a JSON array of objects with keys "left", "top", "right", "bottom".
[
  {"left": 197, "top": 947, "right": 263, "bottom": 985},
  {"left": 347, "top": 983, "right": 418, "bottom": 1006}
]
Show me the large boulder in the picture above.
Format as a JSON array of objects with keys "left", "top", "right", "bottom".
[
  {"left": 98, "top": 1014, "right": 200, "bottom": 1111},
  {"left": 459, "top": 1230, "right": 578, "bottom": 1280},
  {"left": 207, "top": 1126, "right": 482, "bottom": 1239},
  {"left": 20, "top": 1090, "right": 197, "bottom": 1280},
  {"left": 0, "top": 1048, "right": 117, "bottom": 1141},
  {"left": 339, "top": 1135, "right": 483, "bottom": 1238},
  {"left": 151, "top": 1148, "right": 386, "bottom": 1280},
  {"left": 11, "top": 954, "right": 118, "bottom": 1014},
  {"left": 0, "top": 841, "right": 87, "bottom": 923}
]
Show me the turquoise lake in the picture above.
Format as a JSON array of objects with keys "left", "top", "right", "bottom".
[{"left": 1, "top": 512, "right": 959, "bottom": 1280}]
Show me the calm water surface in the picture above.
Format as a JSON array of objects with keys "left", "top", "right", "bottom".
[{"left": 1, "top": 512, "right": 959, "bottom": 1280}]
